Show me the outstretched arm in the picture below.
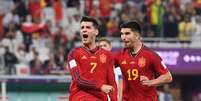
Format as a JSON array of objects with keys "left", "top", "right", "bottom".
[{"left": 140, "top": 72, "right": 172, "bottom": 87}]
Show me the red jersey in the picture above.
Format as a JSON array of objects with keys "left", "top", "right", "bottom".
[
  {"left": 67, "top": 46, "right": 117, "bottom": 101},
  {"left": 114, "top": 45, "right": 169, "bottom": 101}
]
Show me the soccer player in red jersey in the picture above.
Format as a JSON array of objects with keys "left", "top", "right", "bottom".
[
  {"left": 67, "top": 16, "right": 117, "bottom": 101},
  {"left": 99, "top": 37, "right": 123, "bottom": 101},
  {"left": 114, "top": 21, "right": 173, "bottom": 101}
]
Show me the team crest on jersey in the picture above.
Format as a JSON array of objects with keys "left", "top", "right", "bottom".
[
  {"left": 100, "top": 54, "right": 106, "bottom": 63},
  {"left": 138, "top": 57, "right": 146, "bottom": 67},
  {"left": 121, "top": 60, "right": 127, "bottom": 64},
  {"left": 81, "top": 55, "right": 87, "bottom": 59}
]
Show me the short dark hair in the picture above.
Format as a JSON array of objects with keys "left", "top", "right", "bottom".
[
  {"left": 80, "top": 16, "right": 99, "bottom": 29},
  {"left": 120, "top": 21, "right": 142, "bottom": 34},
  {"left": 99, "top": 37, "right": 111, "bottom": 45}
]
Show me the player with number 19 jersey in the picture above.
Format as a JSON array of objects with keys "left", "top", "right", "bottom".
[
  {"left": 114, "top": 45, "right": 169, "bottom": 101},
  {"left": 67, "top": 46, "right": 117, "bottom": 101}
]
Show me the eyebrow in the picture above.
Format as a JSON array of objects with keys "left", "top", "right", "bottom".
[{"left": 81, "top": 25, "right": 91, "bottom": 29}]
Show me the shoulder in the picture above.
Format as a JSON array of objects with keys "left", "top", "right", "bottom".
[
  {"left": 143, "top": 46, "right": 161, "bottom": 59},
  {"left": 68, "top": 47, "right": 82, "bottom": 56},
  {"left": 112, "top": 48, "right": 129, "bottom": 60},
  {"left": 99, "top": 48, "right": 113, "bottom": 57},
  {"left": 114, "top": 48, "right": 128, "bottom": 55}
]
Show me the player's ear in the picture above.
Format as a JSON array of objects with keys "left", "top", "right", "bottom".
[
  {"left": 136, "top": 32, "right": 141, "bottom": 39},
  {"left": 95, "top": 29, "right": 99, "bottom": 36}
]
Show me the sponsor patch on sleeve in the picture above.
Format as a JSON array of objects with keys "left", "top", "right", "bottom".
[{"left": 69, "top": 59, "right": 77, "bottom": 69}]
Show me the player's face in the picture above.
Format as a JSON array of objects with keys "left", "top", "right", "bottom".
[
  {"left": 99, "top": 41, "right": 112, "bottom": 51},
  {"left": 120, "top": 28, "right": 139, "bottom": 48},
  {"left": 80, "top": 22, "right": 98, "bottom": 45}
]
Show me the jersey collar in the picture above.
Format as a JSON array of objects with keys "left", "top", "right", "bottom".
[
  {"left": 129, "top": 44, "right": 144, "bottom": 57},
  {"left": 82, "top": 46, "right": 100, "bottom": 54}
]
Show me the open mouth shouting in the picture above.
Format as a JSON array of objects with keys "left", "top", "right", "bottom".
[
  {"left": 82, "top": 34, "right": 89, "bottom": 43},
  {"left": 83, "top": 34, "right": 88, "bottom": 38}
]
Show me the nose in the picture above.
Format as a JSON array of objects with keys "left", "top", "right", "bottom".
[
  {"left": 121, "top": 34, "right": 126, "bottom": 40},
  {"left": 82, "top": 30, "right": 87, "bottom": 34},
  {"left": 81, "top": 28, "right": 87, "bottom": 34}
]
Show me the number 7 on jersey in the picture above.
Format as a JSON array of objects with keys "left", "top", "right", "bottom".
[{"left": 90, "top": 62, "right": 97, "bottom": 73}]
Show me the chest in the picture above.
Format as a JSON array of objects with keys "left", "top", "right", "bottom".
[
  {"left": 77, "top": 52, "right": 108, "bottom": 74},
  {"left": 118, "top": 54, "right": 153, "bottom": 80}
]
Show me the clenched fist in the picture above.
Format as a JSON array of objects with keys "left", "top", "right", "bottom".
[{"left": 101, "top": 84, "right": 114, "bottom": 94}]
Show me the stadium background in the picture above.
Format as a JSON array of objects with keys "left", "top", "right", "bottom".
[{"left": 0, "top": 0, "right": 201, "bottom": 101}]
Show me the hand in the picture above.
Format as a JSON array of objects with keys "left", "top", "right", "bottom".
[
  {"left": 101, "top": 84, "right": 114, "bottom": 94},
  {"left": 140, "top": 75, "right": 149, "bottom": 82},
  {"left": 140, "top": 75, "right": 153, "bottom": 87}
]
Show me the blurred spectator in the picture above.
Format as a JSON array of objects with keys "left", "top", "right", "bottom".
[
  {"left": 43, "top": 54, "right": 57, "bottom": 75},
  {"left": 29, "top": 51, "right": 44, "bottom": 75},
  {"left": 128, "top": 1, "right": 144, "bottom": 22},
  {"left": 15, "top": 43, "right": 28, "bottom": 64},
  {"left": 28, "top": 0, "right": 42, "bottom": 23},
  {"left": 142, "top": 16, "right": 155, "bottom": 37},
  {"left": 1, "top": 22, "right": 22, "bottom": 53},
  {"left": 66, "top": 0, "right": 80, "bottom": 8},
  {"left": 113, "top": 0, "right": 124, "bottom": 11},
  {"left": 192, "top": 0, "right": 201, "bottom": 15},
  {"left": 178, "top": 15, "right": 195, "bottom": 42},
  {"left": 0, "top": 44, "right": 5, "bottom": 74},
  {"left": 163, "top": 14, "right": 179, "bottom": 38},
  {"left": 150, "top": 0, "right": 165, "bottom": 37},
  {"left": 64, "top": 14, "right": 80, "bottom": 41},
  {"left": 2, "top": 8, "right": 20, "bottom": 32},
  {"left": 0, "top": 0, "right": 15, "bottom": 40},
  {"left": 163, "top": 5, "right": 180, "bottom": 38},
  {"left": 99, "top": 0, "right": 113, "bottom": 18},
  {"left": 84, "top": 0, "right": 93, "bottom": 15},
  {"left": 3, "top": 46, "right": 18, "bottom": 74},
  {"left": 106, "top": 17, "right": 119, "bottom": 37},
  {"left": 52, "top": 26, "right": 68, "bottom": 52},
  {"left": 99, "top": 17, "right": 108, "bottom": 37},
  {"left": 53, "top": 0, "right": 63, "bottom": 24},
  {"left": 54, "top": 47, "right": 65, "bottom": 69},
  {"left": 13, "top": 0, "right": 28, "bottom": 22},
  {"left": 0, "top": 0, "right": 15, "bottom": 14},
  {"left": 32, "top": 31, "right": 50, "bottom": 61},
  {"left": 41, "top": 30, "right": 54, "bottom": 53},
  {"left": 88, "top": 4, "right": 99, "bottom": 17},
  {"left": 191, "top": 16, "right": 201, "bottom": 44}
]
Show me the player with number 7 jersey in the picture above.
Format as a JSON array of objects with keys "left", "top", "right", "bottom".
[{"left": 67, "top": 46, "right": 117, "bottom": 101}]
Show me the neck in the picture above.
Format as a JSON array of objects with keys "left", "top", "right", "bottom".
[
  {"left": 83, "top": 42, "right": 97, "bottom": 50},
  {"left": 131, "top": 41, "right": 142, "bottom": 54}
]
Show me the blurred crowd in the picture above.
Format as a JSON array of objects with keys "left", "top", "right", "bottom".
[{"left": 0, "top": 0, "right": 201, "bottom": 75}]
